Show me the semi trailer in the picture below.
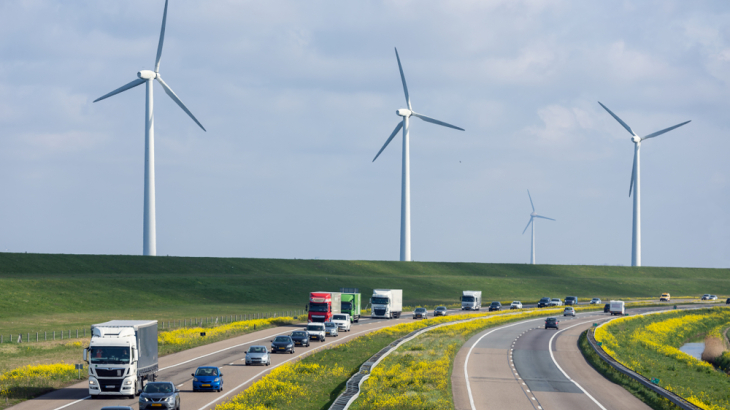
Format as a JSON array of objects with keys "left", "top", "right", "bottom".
[{"left": 370, "top": 289, "right": 402, "bottom": 319}]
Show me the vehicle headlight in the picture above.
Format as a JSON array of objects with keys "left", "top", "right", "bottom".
[
  {"left": 167, "top": 396, "right": 176, "bottom": 403},
  {"left": 287, "top": 344, "right": 293, "bottom": 348},
  {"left": 140, "top": 397, "right": 149, "bottom": 402},
  {"left": 213, "top": 378, "right": 220, "bottom": 382},
  {"left": 89, "top": 379, "right": 97, "bottom": 385},
  {"left": 124, "top": 379, "right": 133, "bottom": 385},
  {"left": 193, "top": 377, "right": 198, "bottom": 382}
]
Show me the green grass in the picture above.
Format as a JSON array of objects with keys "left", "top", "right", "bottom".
[
  {"left": 0, "top": 252, "right": 728, "bottom": 336},
  {"left": 578, "top": 330, "right": 681, "bottom": 410}
]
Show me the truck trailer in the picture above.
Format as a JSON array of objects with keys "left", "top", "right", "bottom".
[
  {"left": 83, "top": 320, "right": 158, "bottom": 398},
  {"left": 609, "top": 300, "right": 625, "bottom": 316},
  {"left": 461, "top": 290, "right": 482, "bottom": 310},
  {"left": 370, "top": 289, "right": 403, "bottom": 319},
  {"left": 340, "top": 292, "right": 361, "bottom": 323},
  {"left": 307, "top": 292, "right": 341, "bottom": 323}
]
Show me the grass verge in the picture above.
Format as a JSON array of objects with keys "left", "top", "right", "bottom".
[{"left": 578, "top": 330, "right": 681, "bottom": 410}]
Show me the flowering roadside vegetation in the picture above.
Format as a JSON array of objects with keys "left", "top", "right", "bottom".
[
  {"left": 0, "top": 363, "right": 78, "bottom": 408},
  {"left": 158, "top": 316, "right": 297, "bottom": 355},
  {"left": 594, "top": 307, "right": 730, "bottom": 410}
]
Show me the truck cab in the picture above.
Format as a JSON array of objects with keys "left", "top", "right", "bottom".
[
  {"left": 308, "top": 292, "right": 341, "bottom": 323},
  {"left": 340, "top": 292, "right": 361, "bottom": 323},
  {"left": 370, "top": 289, "right": 403, "bottom": 319},
  {"left": 461, "top": 291, "right": 482, "bottom": 310}
]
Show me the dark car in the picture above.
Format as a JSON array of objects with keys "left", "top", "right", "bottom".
[
  {"left": 290, "top": 330, "right": 310, "bottom": 347},
  {"left": 604, "top": 303, "right": 610, "bottom": 313},
  {"left": 488, "top": 301, "right": 502, "bottom": 312},
  {"left": 138, "top": 382, "right": 180, "bottom": 410},
  {"left": 191, "top": 366, "right": 223, "bottom": 392},
  {"left": 413, "top": 307, "right": 428, "bottom": 319},
  {"left": 726, "top": 298, "right": 730, "bottom": 305},
  {"left": 271, "top": 335, "right": 295, "bottom": 354},
  {"left": 564, "top": 296, "right": 578, "bottom": 306},
  {"left": 433, "top": 306, "right": 448, "bottom": 316},
  {"left": 537, "top": 297, "right": 551, "bottom": 308},
  {"left": 545, "top": 317, "right": 559, "bottom": 330}
]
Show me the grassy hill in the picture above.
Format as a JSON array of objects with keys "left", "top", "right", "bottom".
[{"left": 0, "top": 252, "right": 727, "bottom": 334}]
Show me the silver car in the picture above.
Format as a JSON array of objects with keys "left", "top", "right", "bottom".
[
  {"left": 138, "top": 382, "right": 180, "bottom": 410},
  {"left": 563, "top": 307, "right": 575, "bottom": 317},
  {"left": 324, "top": 322, "right": 339, "bottom": 337},
  {"left": 244, "top": 345, "right": 270, "bottom": 366}
]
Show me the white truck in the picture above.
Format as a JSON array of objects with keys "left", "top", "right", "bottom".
[
  {"left": 609, "top": 300, "right": 625, "bottom": 316},
  {"left": 371, "top": 289, "right": 403, "bottom": 319},
  {"left": 461, "top": 290, "right": 482, "bottom": 310},
  {"left": 83, "top": 320, "right": 158, "bottom": 399}
]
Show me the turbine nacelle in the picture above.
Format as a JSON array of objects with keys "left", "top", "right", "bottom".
[
  {"left": 138, "top": 70, "right": 157, "bottom": 80},
  {"left": 396, "top": 108, "right": 412, "bottom": 118},
  {"left": 631, "top": 135, "right": 641, "bottom": 143}
]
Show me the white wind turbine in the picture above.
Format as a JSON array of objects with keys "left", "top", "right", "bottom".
[
  {"left": 521, "top": 190, "right": 555, "bottom": 265},
  {"left": 598, "top": 102, "right": 690, "bottom": 267},
  {"left": 94, "top": 0, "right": 206, "bottom": 256},
  {"left": 372, "top": 48, "right": 464, "bottom": 262}
]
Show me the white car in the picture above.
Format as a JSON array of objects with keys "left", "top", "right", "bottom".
[
  {"left": 510, "top": 301, "right": 522, "bottom": 309},
  {"left": 330, "top": 314, "right": 351, "bottom": 332},
  {"left": 324, "top": 322, "right": 339, "bottom": 337},
  {"left": 306, "top": 323, "right": 326, "bottom": 341},
  {"left": 548, "top": 298, "right": 563, "bottom": 307},
  {"left": 563, "top": 307, "right": 575, "bottom": 317},
  {"left": 709, "top": 295, "right": 718, "bottom": 301},
  {"left": 589, "top": 298, "right": 601, "bottom": 304}
]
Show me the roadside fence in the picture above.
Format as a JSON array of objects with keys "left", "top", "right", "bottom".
[{"left": 1, "top": 309, "right": 306, "bottom": 344}]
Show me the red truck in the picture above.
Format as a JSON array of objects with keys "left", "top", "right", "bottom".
[{"left": 307, "top": 292, "right": 342, "bottom": 323}]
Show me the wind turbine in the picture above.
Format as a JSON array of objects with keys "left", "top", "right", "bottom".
[
  {"left": 521, "top": 190, "right": 555, "bottom": 265},
  {"left": 372, "top": 48, "right": 464, "bottom": 262},
  {"left": 598, "top": 102, "right": 690, "bottom": 267},
  {"left": 94, "top": 0, "right": 206, "bottom": 256}
]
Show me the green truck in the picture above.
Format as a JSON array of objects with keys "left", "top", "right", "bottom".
[{"left": 340, "top": 288, "right": 361, "bottom": 323}]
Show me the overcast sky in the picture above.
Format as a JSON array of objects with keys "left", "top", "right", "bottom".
[{"left": 0, "top": 1, "right": 728, "bottom": 268}]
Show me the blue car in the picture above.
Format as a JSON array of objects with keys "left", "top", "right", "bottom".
[{"left": 191, "top": 366, "right": 223, "bottom": 392}]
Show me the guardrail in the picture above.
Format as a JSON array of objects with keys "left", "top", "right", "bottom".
[
  {"left": 0, "top": 310, "right": 306, "bottom": 344},
  {"left": 587, "top": 318, "right": 702, "bottom": 410}
]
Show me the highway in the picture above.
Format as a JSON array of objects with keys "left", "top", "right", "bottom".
[
  {"left": 14, "top": 308, "right": 469, "bottom": 410},
  {"left": 452, "top": 304, "right": 708, "bottom": 410}
]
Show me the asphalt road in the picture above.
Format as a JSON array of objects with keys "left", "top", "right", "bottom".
[
  {"left": 452, "top": 304, "right": 714, "bottom": 410},
  {"left": 13, "top": 308, "right": 469, "bottom": 410}
]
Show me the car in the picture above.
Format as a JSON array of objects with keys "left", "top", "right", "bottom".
[
  {"left": 413, "top": 307, "right": 428, "bottom": 319},
  {"left": 701, "top": 294, "right": 711, "bottom": 300},
  {"left": 324, "top": 322, "right": 339, "bottom": 337},
  {"left": 191, "top": 366, "right": 223, "bottom": 392},
  {"left": 433, "top": 306, "right": 448, "bottom": 316},
  {"left": 537, "top": 297, "right": 551, "bottom": 308},
  {"left": 709, "top": 295, "right": 718, "bottom": 301},
  {"left": 306, "top": 323, "right": 326, "bottom": 342},
  {"left": 271, "top": 335, "right": 295, "bottom": 354},
  {"left": 290, "top": 330, "right": 311, "bottom": 347},
  {"left": 244, "top": 345, "right": 270, "bottom": 366},
  {"left": 563, "top": 307, "right": 575, "bottom": 317},
  {"left": 545, "top": 317, "right": 559, "bottom": 330},
  {"left": 726, "top": 298, "right": 730, "bottom": 305},
  {"left": 138, "top": 382, "right": 180, "bottom": 410},
  {"left": 488, "top": 301, "right": 502, "bottom": 312},
  {"left": 510, "top": 301, "right": 522, "bottom": 310},
  {"left": 660, "top": 293, "right": 671, "bottom": 302},
  {"left": 564, "top": 296, "right": 578, "bottom": 306},
  {"left": 604, "top": 303, "right": 610, "bottom": 313},
  {"left": 330, "top": 313, "right": 351, "bottom": 332},
  {"left": 548, "top": 298, "right": 563, "bottom": 307},
  {"left": 589, "top": 298, "right": 601, "bottom": 304}
]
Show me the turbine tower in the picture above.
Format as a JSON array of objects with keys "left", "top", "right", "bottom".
[
  {"left": 521, "top": 190, "right": 555, "bottom": 265},
  {"left": 94, "top": 0, "right": 206, "bottom": 256},
  {"left": 598, "top": 102, "right": 690, "bottom": 267},
  {"left": 372, "top": 48, "right": 464, "bottom": 262}
]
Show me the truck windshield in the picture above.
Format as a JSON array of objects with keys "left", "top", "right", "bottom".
[
  {"left": 89, "top": 346, "right": 130, "bottom": 364},
  {"left": 371, "top": 297, "right": 390, "bottom": 305},
  {"left": 309, "top": 303, "right": 328, "bottom": 312},
  {"left": 341, "top": 302, "right": 352, "bottom": 310},
  {"left": 462, "top": 296, "right": 475, "bottom": 302}
]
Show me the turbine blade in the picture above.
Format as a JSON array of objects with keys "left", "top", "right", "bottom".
[
  {"left": 373, "top": 121, "right": 404, "bottom": 162},
  {"left": 527, "top": 190, "right": 535, "bottom": 212},
  {"left": 411, "top": 112, "right": 464, "bottom": 131},
  {"left": 641, "top": 120, "right": 691, "bottom": 140},
  {"left": 155, "top": 76, "right": 206, "bottom": 131},
  {"left": 598, "top": 101, "right": 635, "bottom": 136},
  {"left": 534, "top": 215, "right": 556, "bottom": 221},
  {"left": 394, "top": 48, "right": 411, "bottom": 110},
  {"left": 522, "top": 217, "right": 533, "bottom": 235},
  {"left": 154, "top": 0, "right": 169, "bottom": 73},
  {"left": 93, "top": 78, "right": 146, "bottom": 103},
  {"left": 629, "top": 147, "right": 637, "bottom": 197}
]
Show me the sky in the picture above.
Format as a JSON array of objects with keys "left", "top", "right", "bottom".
[{"left": 0, "top": 0, "right": 728, "bottom": 268}]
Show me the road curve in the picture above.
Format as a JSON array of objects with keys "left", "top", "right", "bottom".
[
  {"left": 12, "top": 308, "right": 470, "bottom": 410},
  {"left": 453, "top": 305, "right": 705, "bottom": 410}
]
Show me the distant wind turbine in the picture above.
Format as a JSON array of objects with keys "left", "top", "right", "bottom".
[
  {"left": 598, "top": 102, "right": 690, "bottom": 267},
  {"left": 372, "top": 48, "right": 465, "bottom": 262},
  {"left": 522, "top": 190, "right": 555, "bottom": 265},
  {"left": 94, "top": 0, "right": 206, "bottom": 256}
]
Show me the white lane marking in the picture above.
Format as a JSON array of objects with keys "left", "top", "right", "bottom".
[
  {"left": 548, "top": 320, "right": 608, "bottom": 410},
  {"left": 51, "top": 397, "right": 91, "bottom": 410},
  {"left": 177, "top": 383, "right": 184, "bottom": 387}
]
